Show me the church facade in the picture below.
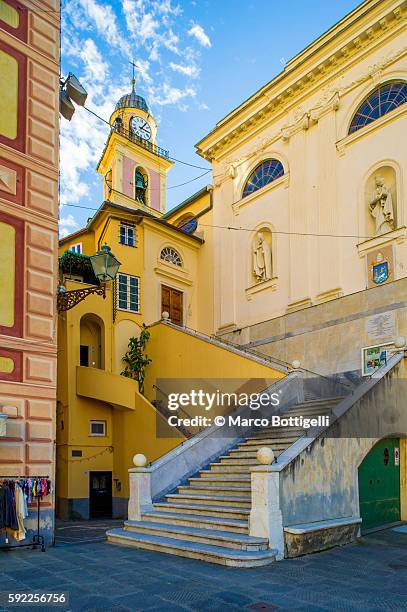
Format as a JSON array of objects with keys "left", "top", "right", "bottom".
[{"left": 196, "top": 0, "right": 407, "bottom": 378}]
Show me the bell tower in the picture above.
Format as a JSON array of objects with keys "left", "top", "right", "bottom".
[{"left": 97, "top": 76, "right": 173, "bottom": 216}]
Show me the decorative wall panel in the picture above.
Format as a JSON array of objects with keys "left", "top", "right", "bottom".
[
  {"left": 26, "top": 169, "right": 57, "bottom": 215},
  {"left": 0, "top": 39, "right": 26, "bottom": 152},
  {"left": 0, "top": 211, "right": 24, "bottom": 337},
  {"left": 0, "top": 156, "right": 24, "bottom": 205},
  {"left": 0, "top": 0, "right": 28, "bottom": 42},
  {"left": 28, "top": 12, "right": 59, "bottom": 62},
  {"left": 0, "top": 348, "right": 22, "bottom": 382}
]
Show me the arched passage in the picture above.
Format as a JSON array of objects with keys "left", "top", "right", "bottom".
[{"left": 79, "top": 314, "right": 105, "bottom": 369}]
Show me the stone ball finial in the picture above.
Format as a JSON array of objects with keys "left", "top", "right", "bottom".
[
  {"left": 161, "top": 311, "right": 170, "bottom": 321},
  {"left": 133, "top": 453, "right": 147, "bottom": 467},
  {"left": 291, "top": 359, "right": 301, "bottom": 370},
  {"left": 394, "top": 336, "right": 406, "bottom": 349},
  {"left": 257, "top": 447, "right": 275, "bottom": 465}
]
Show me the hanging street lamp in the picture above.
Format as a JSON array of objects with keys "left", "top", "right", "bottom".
[{"left": 57, "top": 244, "right": 121, "bottom": 312}]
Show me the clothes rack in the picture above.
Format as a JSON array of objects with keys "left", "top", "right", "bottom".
[{"left": 0, "top": 475, "right": 50, "bottom": 553}]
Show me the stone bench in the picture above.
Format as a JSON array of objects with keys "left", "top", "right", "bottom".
[{"left": 284, "top": 517, "right": 362, "bottom": 558}]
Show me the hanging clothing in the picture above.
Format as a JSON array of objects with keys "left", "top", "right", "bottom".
[
  {"left": 0, "top": 477, "right": 51, "bottom": 545},
  {"left": 0, "top": 482, "right": 18, "bottom": 531},
  {"left": 12, "top": 483, "right": 28, "bottom": 541}
]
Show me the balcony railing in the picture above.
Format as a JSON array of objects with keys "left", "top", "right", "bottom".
[{"left": 113, "top": 125, "right": 170, "bottom": 160}]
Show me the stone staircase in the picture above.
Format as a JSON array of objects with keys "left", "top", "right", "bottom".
[{"left": 107, "top": 397, "right": 341, "bottom": 566}]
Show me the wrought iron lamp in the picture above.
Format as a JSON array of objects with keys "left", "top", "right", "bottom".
[{"left": 57, "top": 244, "right": 121, "bottom": 312}]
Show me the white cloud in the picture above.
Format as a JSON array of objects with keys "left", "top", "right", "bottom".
[
  {"left": 169, "top": 61, "right": 200, "bottom": 78},
  {"left": 78, "top": 0, "right": 131, "bottom": 55},
  {"left": 59, "top": 214, "right": 79, "bottom": 238},
  {"left": 163, "top": 29, "right": 180, "bottom": 54},
  {"left": 140, "top": 13, "right": 159, "bottom": 41},
  {"left": 188, "top": 24, "right": 211, "bottom": 48},
  {"left": 156, "top": 0, "right": 182, "bottom": 15},
  {"left": 70, "top": 38, "right": 109, "bottom": 83},
  {"left": 156, "top": 83, "right": 196, "bottom": 106}
]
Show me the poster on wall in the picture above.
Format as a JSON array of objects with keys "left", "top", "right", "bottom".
[{"left": 362, "top": 343, "right": 393, "bottom": 376}]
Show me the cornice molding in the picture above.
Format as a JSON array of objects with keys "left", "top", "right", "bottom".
[
  {"left": 198, "top": 2, "right": 407, "bottom": 162},
  {"left": 213, "top": 43, "right": 407, "bottom": 181}
]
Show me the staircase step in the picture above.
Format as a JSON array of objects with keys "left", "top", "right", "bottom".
[
  {"left": 154, "top": 501, "right": 250, "bottom": 520},
  {"left": 290, "top": 397, "right": 342, "bottom": 408},
  {"left": 123, "top": 520, "right": 266, "bottom": 551},
  {"left": 286, "top": 409, "right": 332, "bottom": 417},
  {"left": 107, "top": 528, "right": 276, "bottom": 567},
  {"left": 248, "top": 428, "right": 305, "bottom": 439},
  {"left": 230, "top": 446, "right": 289, "bottom": 456},
  {"left": 242, "top": 437, "right": 299, "bottom": 446},
  {"left": 193, "top": 473, "right": 251, "bottom": 482},
  {"left": 141, "top": 510, "right": 249, "bottom": 533},
  {"left": 166, "top": 493, "right": 251, "bottom": 508},
  {"left": 219, "top": 456, "right": 259, "bottom": 465},
  {"left": 209, "top": 464, "right": 252, "bottom": 473},
  {"left": 179, "top": 485, "right": 251, "bottom": 496}
]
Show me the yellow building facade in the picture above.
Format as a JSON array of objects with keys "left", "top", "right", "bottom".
[{"left": 57, "top": 85, "right": 283, "bottom": 519}]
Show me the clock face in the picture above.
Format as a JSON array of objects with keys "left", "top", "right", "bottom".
[{"left": 130, "top": 116, "right": 152, "bottom": 141}]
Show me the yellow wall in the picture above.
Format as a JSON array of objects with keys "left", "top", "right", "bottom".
[
  {"left": 165, "top": 189, "right": 214, "bottom": 334},
  {"left": 144, "top": 321, "right": 285, "bottom": 402},
  {"left": 59, "top": 230, "right": 96, "bottom": 258},
  {"left": 56, "top": 275, "right": 181, "bottom": 509}
]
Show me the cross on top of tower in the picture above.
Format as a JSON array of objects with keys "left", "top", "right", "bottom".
[{"left": 130, "top": 60, "right": 137, "bottom": 92}]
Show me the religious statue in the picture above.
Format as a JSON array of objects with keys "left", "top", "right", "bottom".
[
  {"left": 369, "top": 176, "right": 395, "bottom": 236},
  {"left": 253, "top": 232, "right": 272, "bottom": 282}
]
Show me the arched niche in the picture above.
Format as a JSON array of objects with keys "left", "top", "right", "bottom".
[
  {"left": 364, "top": 165, "right": 398, "bottom": 238},
  {"left": 79, "top": 314, "right": 105, "bottom": 369},
  {"left": 251, "top": 227, "right": 273, "bottom": 285}
]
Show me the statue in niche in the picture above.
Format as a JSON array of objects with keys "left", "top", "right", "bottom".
[
  {"left": 369, "top": 176, "right": 395, "bottom": 236},
  {"left": 253, "top": 231, "right": 272, "bottom": 282}
]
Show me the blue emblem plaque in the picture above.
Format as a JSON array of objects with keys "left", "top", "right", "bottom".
[{"left": 372, "top": 261, "right": 389, "bottom": 284}]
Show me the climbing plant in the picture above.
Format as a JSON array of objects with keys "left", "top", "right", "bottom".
[{"left": 121, "top": 325, "right": 152, "bottom": 394}]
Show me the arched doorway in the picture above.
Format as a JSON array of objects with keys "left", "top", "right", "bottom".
[
  {"left": 358, "top": 438, "right": 400, "bottom": 531},
  {"left": 79, "top": 314, "right": 104, "bottom": 369}
]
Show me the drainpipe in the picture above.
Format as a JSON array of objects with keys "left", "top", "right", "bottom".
[{"left": 194, "top": 184, "right": 214, "bottom": 222}]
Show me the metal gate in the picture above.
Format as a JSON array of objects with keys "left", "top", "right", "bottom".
[{"left": 358, "top": 438, "right": 400, "bottom": 531}]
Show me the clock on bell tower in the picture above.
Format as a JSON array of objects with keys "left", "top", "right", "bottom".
[{"left": 97, "top": 77, "right": 173, "bottom": 216}]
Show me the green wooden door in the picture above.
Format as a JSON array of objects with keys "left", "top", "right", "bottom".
[{"left": 358, "top": 438, "right": 400, "bottom": 531}]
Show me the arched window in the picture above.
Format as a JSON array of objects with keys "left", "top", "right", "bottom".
[
  {"left": 160, "top": 247, "right": 182, "bottom": 266},
  {"left": 349, "top": 81, "right": 407, "bottom": 135},
  {"left": 134, "top": 168, "right": 148, "bottom": 205},
  {"left": 242, "top": 159, "right": 284, "bottom": 198}
]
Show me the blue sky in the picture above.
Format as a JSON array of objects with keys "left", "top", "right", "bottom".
[{"left": 60, "top": 0, "right": 361, "bottom": 237}]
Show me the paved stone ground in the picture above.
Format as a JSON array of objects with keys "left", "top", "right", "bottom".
[{"left": 0, "top": 525, "right": 407, "bottom": 611}]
